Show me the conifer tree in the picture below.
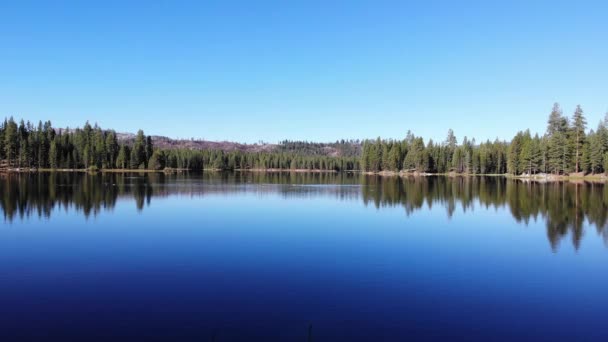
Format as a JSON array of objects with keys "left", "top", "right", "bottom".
[
  {"left": 49, "top": 140, "right": 58, "bottom": 168},
  {"left": 4, "top": 118, "right": 18, "bottom": 166},
  {"left": 571, "top": 105, "right": 587, "bottom": 173},
  {"left": 116, "top": 145, "right": 129, "bottom": 169}
]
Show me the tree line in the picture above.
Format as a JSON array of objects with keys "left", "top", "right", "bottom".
[
  {"left": 2, "top": 103, "right": 607, "bottom": 175},
  {"left": 276, "top": 139, "right": 361, "bottom": 157},
  {"left": 361, "top": 130, "right": 508, "bottom": 174},
  {"left": 361, "top": 103, "right": 608, "bottom": 175},
  {"left": 0, "top": 119, "right": 359, "bottom": 171},
  {"left": 0, "top": 119, "right": 171, "bottom": 170}
]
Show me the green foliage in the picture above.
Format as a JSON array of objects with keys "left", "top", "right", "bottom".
[
  {"left": 0, "top": 102, "right": 603, "bottom": 176},
  {"left": 147, "top": 150, "right": 164, "bottom": 170},
  {"left": 130, "top": 130, "right": 146, "bottom": 169},
  {"left": 49, "top": 140, "right": 58, "bottom": 169},
  {"left": 4, "top": 118, "right": 18, "bottom": 166},
  {"left": 571, "top": 105, "right": 587, "bottom": 172},
  {"left": 0, "top": 120, "right": 143, "bottom": 170},
  {"left": 360, "top": 132, "right": 507, "bottom": 175},
  {"left": 276, "top": 139, "right": 360, "bottom": 157},
  {"left": 116, "top": 145, "right": 129, "bottom": 169},
  {"left": 587, "top": 121, "right": 608, "bottom": 174}
]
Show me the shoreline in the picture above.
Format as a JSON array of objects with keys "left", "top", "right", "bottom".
[
  {"left": 1, "top": 168, "right": 607, "bottom": 182},
  {"left": 233, "top": 168, "right": 339, "bottom": 173},
  {"left": 0, "top": 168, "right": 191, "bottom": 173},
  {"left": 361, "top": 170, "right": 608, "bottom": 182}
]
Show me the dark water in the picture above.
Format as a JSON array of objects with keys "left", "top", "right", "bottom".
[{"left": 1, "top": 172, "right": 607, "bottom": 341}]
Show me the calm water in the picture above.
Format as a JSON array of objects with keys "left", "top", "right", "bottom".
[{"left": 1, "top": 172, "right": 607, "bottom": 341}]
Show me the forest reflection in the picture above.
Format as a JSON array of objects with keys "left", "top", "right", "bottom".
[{"left": 1, "top": 172, "right": 607, "bottom": 250}]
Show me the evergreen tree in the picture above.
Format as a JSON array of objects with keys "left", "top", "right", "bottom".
[
  {"left": 545, "top": 104, "right": 570, "bottom": 174},
  {"left": 145, "top": 136, "right": 153, "bottom": 167},
  {"left": 445, "top": 129, "right": 457, "bottom": 149},
  {"left": 147, "top": 150, "right": 164, "bottom": 170},
  {"left": 547, "top": 103, "right": 564, "bottom": 135},
  {"left": 4, "top": 118, "right": 18, "bottom": 166},
  {"left": 570, "top": 105, "right": 587, "bottom": 173},
  {"left": 93, "top": 126, "right": 106, "bottom": 168},
  {"left": 507, "top": 132, "right": 522, "bottom": 175},
  {"left": 105, "top": 131, "right": 119, "bottom": 169},
  {"left": 403, "top": 137, "right": 425, "bottom": 171},
  {"left": 131, "top": 130, "right": 146, "bottom": 169},
  {"left": 387, "top": 143, "right": 401, "bottom": 172},
  {"left": 130, "top": 147, "right": 140, "bottom": 169},
  {"left": 49, "top": 140, "right": 58, "bottom": 168},
  {"left": 530, "top": 134, "right": 542, "bottom": 174},
  {"left": 0, "top": 103, "right": 602, "bottom": 175},
  {"left": 0, "top": 119, "right": 5, "bottom": 161},
  {"left": 116, "top": 145, "right": 129, "bottom": 169}
]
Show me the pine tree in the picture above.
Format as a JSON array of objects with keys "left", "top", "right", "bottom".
[
  {"left": 545, "top": 104, "right": 570, "bottom": 174},
  {"left": 105, "top": 131, "right": 118, "bottom": 169},
  {"left": 381, "top": 141, "right": 391, "bottom": 171},
  {"left": 49, "top": 140, "right": 58, "bottom": 168},
  {"left": 530, "top": 134, "right": 542, "bottom": 174},
  {"left": 145, "top": 136, "right": 153, "bottom": 167},
  {"left": 571, "top": 105, "right": 587, "bottom": 173},
  {"left": 147, "top": 150, "right": 164, "bottom": 170},
  {"left": 520, "top": 138, "right": 532, "bottom": 175},
  {"left": 507, "top": 132, "right": 524, "bottom": 175},
  {"left": 0, "top": 119, "right": 5, "bottom": 161},
  {"left": 116, "top": 145, "right": 129, "bottom": 169},
  {"left": 93, "top": 126, "right": 106, "bottom": 168},
  {"left": 445, "top": 129, "right": 457, "bottom": 149},
  {"left": 4, "top": 118, "right": 18, "bottom": 166},
  {"left": 131, "top": 130, "right": 146, "bottom": 169},
  {"left": 547, "top": 103, "right": 563, "bottom": 135},
  {"left": 404, "top": 137, "right": 426, "bottom": 171},
  {"left": 387, "top": 143, "right": 401, "bottom": 172},
  {"left": 130, "top": 146, "right": 140, "bottom": 169},
  {"left": 365, "top": 138, "right": 382, "bottom": 172},
  {"left": 580, "top": 140, "right": 591, "bottom": 173},
  {"left": 444, "top": 129, "right": 457, "bottom": 167}
]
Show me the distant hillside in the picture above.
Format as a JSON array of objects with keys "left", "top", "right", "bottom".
[{"left": 115, "top": 133, "right": 362, "bottom": 157}]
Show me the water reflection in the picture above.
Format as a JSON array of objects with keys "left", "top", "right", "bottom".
[{"left": 1, "top": 172, "right": 607, "bottom": 250}]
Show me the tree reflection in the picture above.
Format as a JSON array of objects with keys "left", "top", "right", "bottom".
[
  {"left": 360, "top": 176, "right": 608, "bottom": 251},
  {"left": 1, "top": 172, "right": 607, "bottom": 251}
]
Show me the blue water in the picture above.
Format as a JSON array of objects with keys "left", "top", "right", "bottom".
[{"left": 0, "top": 173, "right": 607, "bottom": 341}]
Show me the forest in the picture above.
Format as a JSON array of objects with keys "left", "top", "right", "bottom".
[
  {"left": 1, "top": 103, "right": 607, "bottom": 175},
  {"left": 361, "top": 103, "right": 608, "bottom": 176},
  {"left": 0, "top": 120, "right": 359, "bottom": 172}
]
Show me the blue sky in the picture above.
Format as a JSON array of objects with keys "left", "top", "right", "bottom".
[{"left": 1, "top": 1, "right": 607, "bottom": 143}]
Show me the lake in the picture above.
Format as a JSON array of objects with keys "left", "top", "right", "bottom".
[{"left": 1, "top": 172, "right": 607, "bottom": 341}]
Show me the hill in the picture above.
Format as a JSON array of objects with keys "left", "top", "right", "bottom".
[{"left": 115, "top": 133, "right": 361, "bottom": 157}]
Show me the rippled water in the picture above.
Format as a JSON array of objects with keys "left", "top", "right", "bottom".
[{"left": 1, "top": 172, "right": 607, "bottom": 341}]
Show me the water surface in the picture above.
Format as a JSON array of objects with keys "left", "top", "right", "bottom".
[{"left": 1, "top": 172, "right": 607, "bottom": 341}]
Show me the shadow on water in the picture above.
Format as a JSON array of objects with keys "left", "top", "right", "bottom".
[{"left": 1, "top": 172, "right": 608, "bottom": 251}]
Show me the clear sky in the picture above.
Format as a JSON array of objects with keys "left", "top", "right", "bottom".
[{"left": 1, "top": 1, "right": 607, "bottom": 143}]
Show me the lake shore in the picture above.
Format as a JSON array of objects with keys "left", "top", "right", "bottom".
[
  {"left": 0, "top": 167, "right": 190, "bottom": 173},
  {"left": 361, "top": 170, "right": 608, "bottom": 182},
  {"left": 1, "top": 167, "right": 607, "bottom": 182},
  {"left": 0, "top": 167, "right": 337, "bottom": 174}
]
